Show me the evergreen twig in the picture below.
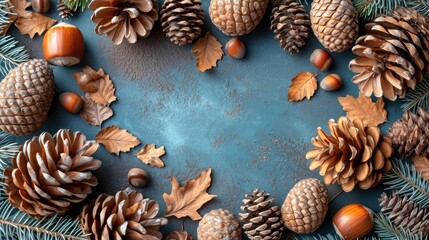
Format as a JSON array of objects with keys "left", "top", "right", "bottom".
[
  {"left": 402, "top": 75, "right": 429, "bottom": 112},
  {"left": 382, "top": 159, "right": 429, "bottom": 207},
  {"left": 0, "top": 0, "right": 10, "bottom": 26},
  {"left": 354, "top": 0, "right": 429, "bottom": 21},
  {"left": 374, "top": 212, "right": 427, "bottom": 239},
  {"left": 0, "top": 35, "right": 30, "bottom": 77},
  {"left": 63, "top": 0, "right": 90, "bottom": 11}
]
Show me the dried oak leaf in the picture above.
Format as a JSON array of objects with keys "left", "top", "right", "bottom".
[
  {"left": 338, "top": 92, "right": 387, "bottom": 126},
  {"left": 412, "top": 154, "right": 429, "bottom": 180},
  {"left": 288, "top": 72, "right": 318, "bottom": 102},
  {"left": 166, "top": 230, "right": 193, "bottom": 240},
  {"left": 80, "top": 94, "right": 113, "bottom": 126},
  {"left": 14, "top": 13, "right": 56, "bottom": 38},
  {"left": 96, "top": 126, "right": 140, "bottom": 155},
  {"left": 191, "top": 32, "right": 223, "bottom": 72},
  {"left": 137, "top": 144, "right": 166, "bottom": 168},
  {"left": 163, "top": 168, "right": 216, "bottom": 220},
  {"left": 7, "top": 0, "right": 32, "bottom": 17},
  {"left": 88, "top": 68, "right": 116, "bottom": 106}
]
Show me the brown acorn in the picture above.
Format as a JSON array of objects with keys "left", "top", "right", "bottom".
[
  {"left": 59, "top": 92, "right": 83, "bottom": 113},
  {"left": 128, "top": 168, "right": 150, "bottom": 188},
  {"left": 226, "top": 38, "right": 245, "bottom": 59},
  {"left": 32, "top": 0, "right": 50, "bottom": 13},
  {"left": 310, "top": 49, "right": 333, "bottom": 71},
  {"left": 73, "top": 71, "right": 100, "bottom": 93},
  {"left": 333, "top": 204, "right": 373, "bottom": 240},
  {"left": 320, "top": 74, "right": 342, "bottom": 91}
]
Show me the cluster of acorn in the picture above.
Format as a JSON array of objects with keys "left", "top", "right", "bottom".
[
  {"left": 310, "top": 48, "right": 342, "bottom": 92},
  {"left": 196, "top": 179, "right": 374, "bottom": 240}
]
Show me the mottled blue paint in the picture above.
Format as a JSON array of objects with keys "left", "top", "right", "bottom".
[{"left": 8, "top": 1, "right": 404, "bottom": 238}]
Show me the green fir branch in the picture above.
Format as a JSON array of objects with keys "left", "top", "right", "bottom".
[
  {"left": 354, "top": 0, "right": 429, "bottom": 21},
  {"left": 0, "top": 132, "right": 88, "bottom": 240},
  {"left": 0, "top": 0, "right": 10, "bottom": 26},
  {"left": 63, "top": 0, "right": 90, "bottom": 11},
  {"left": 0, "top": 35, "right": 29, "bottom": 77},
  {"left": 382, "top": 159, "right": 429, "bottom": 207},
  {"left": 374, "top": 212, "right": 427, "bottom": 240},
  {"left": 294, "top": 234, "right": 341, "bottom": 240},
  {"left": 402, "top": 75, "right": 429, "bottom": 112}
]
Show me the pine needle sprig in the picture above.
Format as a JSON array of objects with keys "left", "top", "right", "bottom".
[
  {"left": 374, "top": 212, "right": 428, "bottom": 240},
  {"left": 382, "top": 159, "right": 429, "bottom": 207},
  {"left": 0, "top": 131, "right": 18, "bottom": 171},
  {"left": 402, "top": 75, "right": 429, "bottom": 112},
  {"left": 0, "top": 0, "right": 10, "bottom": 26},
  {"left": 354, "top": 0, "right": 429, "bottom": 21},
  {"left": 63, "top": 0, "right": 90, "bottom": 11},
  {"left": 0, "top": 35, "right": 30, "bottom": 77},
  {"left": 293, "top": 234, "right": 341, "bottom": 240}
]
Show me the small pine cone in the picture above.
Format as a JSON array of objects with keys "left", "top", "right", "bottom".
[
  {"left": 239, "top": 189, "right": 283, "bottom": 240},
  {"left": 310, "top": 0, "right": 358, "bottom": 52},
  {"left": 281, "top": 178, "right": 328, "bottom": 234},
  {"left": 306, "top": 117, "right": 393, "bottom": 192},
  {"left": 4, "top": 129, "right": 101, "bottom": 218},
  {"left": 270, "top": 0, "right": 310, "bottom": 54},
  {"left": 57, "top": 0, "right": 73, "bottom": 20},
  {"left": 388, "top": 107, "right": 429, "bottom": 157},
  {"left": 80, "top": 188, "right": 168, "bottom": 240},
  {"left": 160, "top": 0, "right": 204, "bottom": 46},
  {"left": 197, "top": 209, "right": 242, "bottom": 240},
  {"left": 379, "top": 192, "right": 429, "bottom": 235}
]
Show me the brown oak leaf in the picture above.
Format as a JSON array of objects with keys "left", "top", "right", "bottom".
[
  {"left": 163, "top": 168, "right": 216, "bottom": 220},
  {"left": 412, "top": 154, "right": 429, "bottom": 180},
  {"left": 288, "top": 72, "right": 318, "bottom": 102},
  {"left": 96, "top": 126, "right": 140, "bottom": 155},
  {"left": 338, "top": 92, "right": 387, "bottom": 126},
  {"left": 7, "top": 0, "right": 32, "bottom": 17},
  {"left": 88, "top": 68, "right": 116, "bottom": 106},
  {"left": 80, "top": 95, "right": 113, "bottom": 126},
  {"left": 14, "top": 13, "right": 56, "bottom": 38},
  {"left": 166, "top": 230, "right": 193, "bottom": 240},
  {"left": 191, "top": 32, "right": 223, "bottom": 72},
  {"left": 137, "top": 144, "right": 165, "bottom": 168}
]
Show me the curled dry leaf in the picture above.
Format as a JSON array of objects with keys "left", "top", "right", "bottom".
[
  {"left": 89, "top": 70, "right": 116, "bottom": 106},
  {"left": 80, "top": 94, "right": 113, "bottom": 126},
  {"left": 191, "top": 32, "right": 223, "bottom": 72},
  {"left": 338, "top": 92, "right": 387, "bottom": 126},
  {"left": 288, "top": 72, "right": 318, "bottom": 102},
  {"left": 166, "top": 230, "right": 193, "bottom": 240},
  {"left": 137, "top": 144, "right": 166, "bottom": 168},
  {"left": 163, "top": 168, "right": 216, "bottom": 220},
  {"left": 96, "top": 126, "right": 140, "bottom": 155},
  {"left": 412, "top": 154, "right": 429, "bottom": 180}
]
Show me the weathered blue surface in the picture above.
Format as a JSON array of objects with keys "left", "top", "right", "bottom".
[{"left": 8, "top": 1, "right": 404, "bottom": 238}]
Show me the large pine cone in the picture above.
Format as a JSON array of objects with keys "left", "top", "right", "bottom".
[
  {"left": 306, "top": 117, "right": 393, "bottom": 192},
  {"left": 379, "top": 192, "right": 429, "bottom": 235},
  {"left": 80, "top": 188, "right": 168, "bottom": 240},
  {"left": 4, "top": 129, "right": 101, "bottom": 218},
  {"left": 197, "top": 209, "right": 242, "bottom": 240},
  {"left": 388, "top": 107, "right": 429, "bottom": 157},
  {"left": 89, "top": 0, "right": 159, "bottom": 45},
  {"left": 239, "top": 189, "right": 284, "bottom": 240},
  {"left": 349, "top": 8, "right": 429, "bottom": 101},
  {"left": 281, "top": 178, "right": 328, "bottom": 234},
  {"left": 270, "top": 0, "right": 310, "bottom": 54},
  {"left": 160, "top": 0, "right": 204, "bottom": 46},
  {"left": 209, "top": 0, "right": 268, "bottom": 36},
  {"left": 310, "top": 0, "right": 358, "bottom": 52},
  {"left": 0, "top": 59, "right": 54, "bottom": 136}
]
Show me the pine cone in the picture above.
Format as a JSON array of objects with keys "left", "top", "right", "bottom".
[
  {"left": 239, "top": 189, "right": 284, "bottom": 240},
  {"left": 166, "top": 230, "right": 193, "bottom": 240},
  {"left": 281, "top": 178, "right": 328, "bottom": 234},
  {"left": 197, "top": 209, "right": 242, "bottom": 240},
  {"left": 270, "top": 0, "right": 310, "bottom": 54},
  {"left": 310, "top": 0, "right": 358, "bottom": 52},
  {"left": 3, "top": 129, "right": 101, "bottom": 218},
  {"left": 80, "top": 188, "right": 168, "bottom": 240},
  {"left": 89, "top": 0, "right": 159, "bottom": 45},
  {"left": 306, "top": 117, "right": 393, "bottom": 192},
  {"left": 379, "top": 192, "right": 429, "bottom": 235},
  {"left": 209, "top": 0, "right": 268, "bottom": 36},
  {"left": 0, "top": 59, "right": 54, "bottom": 136},
  {"left": 349, "top": 8, "right": 429, "bottom": 101},
  {"left": 388, "top": 107, "right": 429, "bottom": 157},
  {"left": 160, "top": 0, "right": 204, "bottom": 46},
  {"left": 57, "top": 0, "right": 73, "bottom": 20}
]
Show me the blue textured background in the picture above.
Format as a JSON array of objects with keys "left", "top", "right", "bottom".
[{"left": 8, "top": 1, "right": 404, "bottom": 238}]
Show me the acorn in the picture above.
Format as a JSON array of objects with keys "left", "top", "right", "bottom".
[
  {"left": 73, "top": 71, "right": 100, "bottom": 93},
  {"left": 59, "top": 92, "right": 83, "bottom": 113},
  {"left": 43, "top": 23, "right": 84, "bottom": 66},
  {"left": 333, "top": 204, "right": 373, "bottom": 240},
  {"left": 226, "top": 38, "right": 245, "bottom": 59},
  {"left": 320, "top": 74, "right": 342, "bottom": 91},
  {"left": 32, "top": 0, "right": 50, "bottom": 13},
  {"left": 128, "top": 168, "right": 150, "bottom": 188},
  {"left": 310, "top": 49, "right": 333, "bottom": 71}
]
